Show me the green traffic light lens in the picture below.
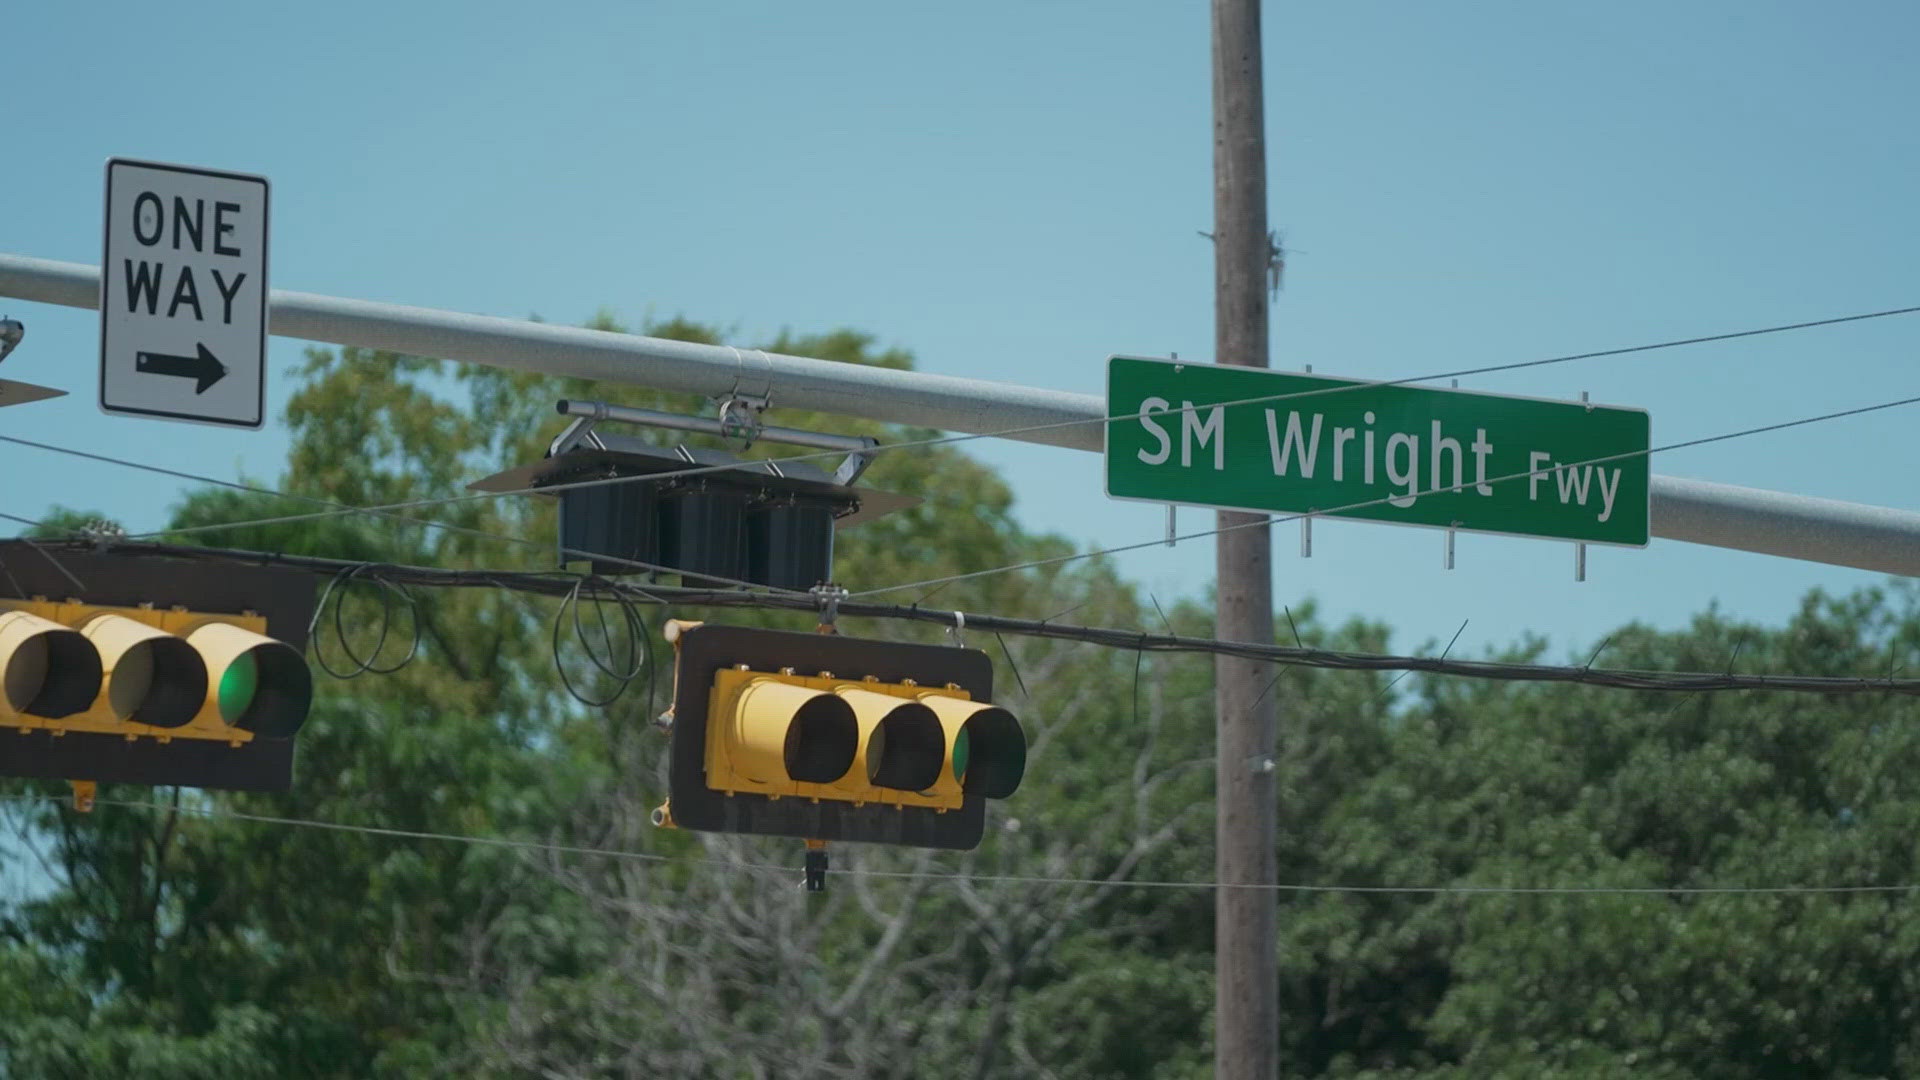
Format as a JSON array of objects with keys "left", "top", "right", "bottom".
[
  {"left": 218, "top": 651, "right": 258, "bottom": 721},
  {"left": 958, "top": 708, "right": 1026, "bottom": 799},
  {"left": 185, "top": 624, "right": 313, "bottom": 738},
  {"left": 952, "top": 728, "right": 971, "bottom": 784}
]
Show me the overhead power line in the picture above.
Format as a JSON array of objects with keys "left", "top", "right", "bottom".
[
  {"left": 19, "top": 537, "right": 1920, "bottom": 698},
  {"left": 18, "top": 380, "right": 1920, "bottom": 607},
  {"left": 2, "top": 796, "right": 1901, "bottom": 897},
  {"left": 7, "top": 389, "right": 1920, "bottom": 701},
  {"left": 29, "top": 362, "right": 1917, "bottom": 604},
  {"left": 935, "top": 301, "right": 1920, "bottom": 455},
  {"left": 0, "top": 434, "right": 807, "bottom": 596}
]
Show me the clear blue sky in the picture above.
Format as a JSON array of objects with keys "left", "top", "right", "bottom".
[{"left": 6, "top": 1, "right": 1918, "bottom": 659}]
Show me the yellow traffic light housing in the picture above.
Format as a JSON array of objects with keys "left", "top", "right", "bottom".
[
  {"left": 704, "top": 667, "right": 1027, "bottom": 811},
  {"left": 0, "top": 601, "right": 313, "bottom": 744},
  {"left": 709, "top": 670, "right": 859, "bottom": 787},
  {"left": 664, "top": 622, "right": 1026, "bottom": 849},
  {"left": 0, "top": 544, "right": 318, "bottom": 793}
]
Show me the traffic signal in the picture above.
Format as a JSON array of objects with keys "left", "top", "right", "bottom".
[
  {"left": 468, "top": 398, "right": 919, "bottom": 589},
  {"left": 659, "top": 622, "right": 1026, "bottom": 850},
  {"left": 0, "top": 543, "right": 316, "bottom": 792}
]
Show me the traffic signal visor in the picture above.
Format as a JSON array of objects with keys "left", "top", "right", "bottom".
[
  {"left": 0, "top": 608, "right": 100, "bottom": 720},
  {"left": 76, "top": 611, "right": 206, "bottom": 727},
  {"left": 177, "top": 618, "right": 312, "bottom": 738},
  {"left": 913, "top": 690, "right": 1026, "bottom": 800},
  {"left": 706, "top": 665, "right": 1025, "bottom": 809}
]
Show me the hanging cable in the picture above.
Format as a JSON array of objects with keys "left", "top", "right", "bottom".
[
  {"left": 18, "top": 536, "right": 1920, "bottom": 699},
  {"left": 551, "top": 576, "right": 650, "bottom": 707},
  {"left": 307, "top": 563, "right": 421, "bottom": 678}
]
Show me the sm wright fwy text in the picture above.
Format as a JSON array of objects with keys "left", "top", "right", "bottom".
[{"left": 1134, "top": 399, "right": 1627, "bottom": 523}]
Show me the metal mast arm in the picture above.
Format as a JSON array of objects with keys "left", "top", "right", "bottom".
[{"left": 6, "top": 253, "right": 1919, "bottom": 576}]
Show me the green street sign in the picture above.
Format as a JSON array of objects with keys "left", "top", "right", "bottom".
[{"left": 1105, "top": 356, "right": 1650, "bottom": 547}]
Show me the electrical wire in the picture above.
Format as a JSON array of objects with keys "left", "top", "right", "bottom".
[
  {"left": 6, "top": 368, "right": 1920, "bottom": 701},
  {"left": 23, "top": 538, "right": 1920, "bottom": 698},
  {"left": 0, "top": 517, "right": 89, "bottom": 592},
  {"left": 0, "top": 433, "right": 540, "bottom": 552},
  {"left": 0, "top": 437, "right": 805, "bottom": 597},
  {"left": 36, "top": 301, "right": 1916, "bottom": 553},
  {"left": 9, "top": 304, "right": 1920, "bottom": 906},
  {"left": 93, "top": 797, "right": 674, "bottom": 865},
  {"left": 75, "top": 797, "right": 1920, "bottom": 896}
]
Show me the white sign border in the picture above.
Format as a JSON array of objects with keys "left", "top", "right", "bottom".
[{"left": 99, "top": 157, "right": 270, "bottom": 430}]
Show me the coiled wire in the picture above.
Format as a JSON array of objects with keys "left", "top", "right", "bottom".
[
  {"left": 308, "top": 563, "right": 421, "bottom": 678},
  {"left": 552, "top": 576, "right": 652, "bottom": 708}
]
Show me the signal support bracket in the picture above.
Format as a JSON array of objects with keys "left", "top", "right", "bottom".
[
  {"left": 714, "top": 393, "right": 769, "bottom": 452},
  {"left": 550, "top": 399, "right": 882, "bottom": 486},
  {"left": 811, "top": 583, "right": 849, "bottom": 631},
  {"left": 803, "top": 838, "right": 829, "bottom": 892}
]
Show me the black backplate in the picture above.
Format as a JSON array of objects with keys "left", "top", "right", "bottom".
[
  {"left": 0, "top": 731, "right": 293, "bottom": 791},
  {"left": 0, "top": 543, "right": 316, "bottom": 649},
  {"left": 669, "top": 623, "right": 996, "bottom": 849}
]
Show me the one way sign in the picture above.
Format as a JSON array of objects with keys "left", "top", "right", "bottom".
[{"left": 100, "top": 158, "right": 268, "bottom": 428}]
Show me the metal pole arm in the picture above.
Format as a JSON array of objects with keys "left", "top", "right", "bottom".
[
  {"left": 0, "top": 254, "right": 1093, "bottom": 449},
  {"left": 5, "top": 253, "right": 1919, "bottom": 577}
]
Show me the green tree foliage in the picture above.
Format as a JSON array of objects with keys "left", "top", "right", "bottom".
[
  {"left": 1283, "top": 592, "right": 1920, "bottom": 1079},
  {"left": 5, "top": 316, "right": 1920, "bottom": 1077}
]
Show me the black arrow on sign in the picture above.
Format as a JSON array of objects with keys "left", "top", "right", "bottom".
[{"left": 135, "top": 344, "right": 227, "bottom": 394}]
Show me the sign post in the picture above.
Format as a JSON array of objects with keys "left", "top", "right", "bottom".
[
  {"left": 99, "top": 158, "right": 269, "bottom": 429},
  {"left": 1106, "top": 355, "right": 1651, "bottom": 547}
]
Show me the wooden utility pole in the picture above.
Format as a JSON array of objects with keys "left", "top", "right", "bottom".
[{"left": 1211, "top": 1, "right": 1278, "bottom": 1077}]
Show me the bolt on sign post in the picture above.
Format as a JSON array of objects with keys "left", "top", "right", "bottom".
[
  {"left": 1106, "top": 355, "right": 1651, "bottom": 547},
  {"left": 0, "top": 544, "right": 315, "bottom": 793},
  {"left": 657, "top": 622, "right": 1026, "bottom": 850}
]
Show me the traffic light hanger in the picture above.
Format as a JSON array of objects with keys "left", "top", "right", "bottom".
[{"left": 546, "top": 398, "right": 882, "bottom": 486}]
